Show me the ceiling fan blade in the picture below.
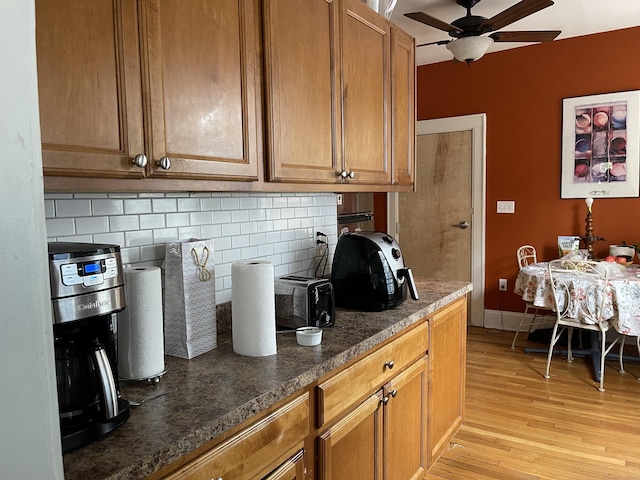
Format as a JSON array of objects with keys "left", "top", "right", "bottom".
[
  {"left": 417, "top": 40, "right": 451, "bottom": 47},
  {"left": 404, "top": 12, "right": 462, "bottom": 34},
  {"left": 480, "top": 0, "right": 554, "bottom": 32},
  {"left": 489, "top": 30, "right": 561, "bottom": 42}
]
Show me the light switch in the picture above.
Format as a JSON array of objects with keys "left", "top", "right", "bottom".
[{"left": 497, "top": 201, "right": 515, "bottom": 214}]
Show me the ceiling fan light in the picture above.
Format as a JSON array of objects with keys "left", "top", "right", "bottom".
[{"left": 446, "top": 36, "right": 494, "bottom": 64}]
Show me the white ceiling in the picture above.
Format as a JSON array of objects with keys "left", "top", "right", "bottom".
[{"left": 389, "top": 0, "right": 640, "bottom": 65}]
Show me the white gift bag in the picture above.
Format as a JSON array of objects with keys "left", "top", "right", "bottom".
[{"left": 163, "top": 238, "right": 217, "bottom": 359}]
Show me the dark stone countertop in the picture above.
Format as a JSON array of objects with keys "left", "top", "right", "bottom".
[{"left": 62, "top": 278, "right": 472, "bottom": 480}]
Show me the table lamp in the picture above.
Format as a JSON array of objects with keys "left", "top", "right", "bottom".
[{"left": 580, "top": 197, "right": 605, "bottom": 259}]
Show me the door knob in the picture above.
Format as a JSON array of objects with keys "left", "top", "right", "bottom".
[
  {"left": 132, "top": 154, "right": 147, "bottom": 168},
  {"left": 452, "top": 221, "right": 469, "bottom": 229},
  {"left": 157, "top": 157, "right": 172, "bottom": 170}
]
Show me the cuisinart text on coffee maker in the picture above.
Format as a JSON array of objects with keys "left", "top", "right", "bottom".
[{"left": 48, "top": 242, "right": 130, "bottom": 453}]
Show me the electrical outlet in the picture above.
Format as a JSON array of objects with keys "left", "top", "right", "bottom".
[
  {"left": 499, "top": 278, "right": 507, "bottom": 291},
  {"left": 336, "top": 193, "right": 343, "bottom": 206}
]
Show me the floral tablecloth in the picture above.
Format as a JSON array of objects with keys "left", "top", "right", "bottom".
[{"left": 514, "top": 262, "right": 640, "bottom": 336}]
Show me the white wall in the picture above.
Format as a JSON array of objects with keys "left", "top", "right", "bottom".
[
  {"left": 45, "top": 192, "right": 338, "bottom": 303},
  {"left": 0, "top": 1, "right": 64, "bottom": 478}
]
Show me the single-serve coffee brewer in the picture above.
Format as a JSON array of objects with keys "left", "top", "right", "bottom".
[{"left": 48, "top": 242, "right": 130, "bottom": 453}]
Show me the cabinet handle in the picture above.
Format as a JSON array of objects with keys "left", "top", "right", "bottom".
[
  {"left": 157, "top": 156, "right": 172, "bottom": 170},
  {"left": 347, "top": 170, "right": 355, "bottom": 179},
  {"left": 132, "top": 154, "right": 147, "bottom": 168},
  {"left": 384, "top": 361, "right": 394, "bottom": 370},
  {"left": 381, "top": 396, "right": 389, "bottom": 405},
  {"left": 390, "top": 389, "right": 397, "bottom": 397},
  {"left": 338, "top": 170, "right": 348, "bottom": 178}
]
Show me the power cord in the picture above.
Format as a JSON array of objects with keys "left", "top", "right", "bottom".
[{"left": 315, "top": 232, "right": 329, "bottom": 278}]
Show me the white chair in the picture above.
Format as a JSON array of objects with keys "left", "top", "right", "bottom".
[
  {"left": 511, "top": 245, "right": 553, "bottom": 349},
  {"left": 544, "top": 259, "right": 622, "bottom": 392}
]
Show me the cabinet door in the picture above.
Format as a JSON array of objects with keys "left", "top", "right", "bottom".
[
  {"left": 263, "top": 0, "right": 341, "bottom": 183},
  {"left": 318, "top": 391, "right": 383, "bottom": 480},
  {"left": 142, "top": 0, "right": 261, "bottom": 180},
  {"left": 384, "top": 358, "right": 427, "bottom": 480},
  {"left": 340, "top": 0, "right": 391, "bottom": 185},
  {"left": 263, "top": 449, "right": 305, "bottom": 480},
  {"left": 36, "top": 0, "right": 146, "bottom": 179},
  {"left": 427, "top": 298, "right": 467, "bottom": 467},
  {"left": 390, "top": 25, "right": 415, "bottom": 186}
]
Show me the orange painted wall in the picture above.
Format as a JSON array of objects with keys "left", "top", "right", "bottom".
[{"left": 416, "top": 26, "right": 640, "bottom": 313}]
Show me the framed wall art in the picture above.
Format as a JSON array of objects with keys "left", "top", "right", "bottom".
[{"left": 561, "top": 90, "right": 640, "bottom": 198}]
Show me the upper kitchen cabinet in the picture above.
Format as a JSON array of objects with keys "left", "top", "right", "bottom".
[
  {"left": 263, "top": 0, "right": 341, "bottom": 183},
  {"left": 340, "top": 0, "right": 391, "bottom": 185},
  {"left": 36, "top": 0, "right": 262, "bottom": 182},
  {"left": 36, "top": 0, "right": 145, "bottom": 179},
  {"left": 264, "top": 0, "right": 413, "bottom": 188},
  {"left": 391, "top": 24, "right": 416, "bottom": 187}
]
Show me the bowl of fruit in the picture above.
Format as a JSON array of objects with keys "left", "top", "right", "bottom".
[{"left": 606, "top": 244, "right": 636, "bottom": 267}]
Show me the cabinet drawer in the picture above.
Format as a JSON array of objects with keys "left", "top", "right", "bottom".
[
  {"left": 317, "top": 322, "right": 428, "bottom": 427},
  {"left": 166, "top": 393, "right": 309, "bottom": 480}
]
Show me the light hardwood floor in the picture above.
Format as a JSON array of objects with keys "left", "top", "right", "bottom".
[{"left": 426, "top": 326, "right": 640, "bottom": 480}]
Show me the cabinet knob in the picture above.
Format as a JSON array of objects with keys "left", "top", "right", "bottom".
[
  {"left": 347, "top": 170, "right": 355, "bottom": 179},
  {"left": 381, "top": 396, "right": 389, "bottom": 405},
  {"left": 157, "top": 156, "right": 172, "bottom": 170},
  {"left": 384, "top": 361, "right": 394, "bottom": 370},
  {"left": 338, "top": 170, "right": 348, "bottom": 178},
  {"left": 390, "top": 389, "right": 397, "bottom": 397},
  {"left": 132, "top": 154, "right": 147, "bottom": 168}
]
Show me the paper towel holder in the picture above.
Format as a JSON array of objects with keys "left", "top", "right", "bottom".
[{"left": 120, "top": 366, "right": 168, "bottom": 384}]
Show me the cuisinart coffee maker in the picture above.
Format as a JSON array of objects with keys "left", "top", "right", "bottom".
[{"left": 48, "top": 242, "right": 130, "bottom": 453}]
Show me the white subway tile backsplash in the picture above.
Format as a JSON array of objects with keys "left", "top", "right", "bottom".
[
  {"left": 189, "top": 211, "right": 212, "bottom": 225},
  {"left": 44, "top": 192, "right": 338, "bottom": 305},
  {"left": 56, "top": 199, "right": 92, "bottom": 217},
  {"left": 177, "top": 198, "right": 200, "bottom": 212},
  {"left": 93, "top": 232, "right": 125, "bottom": 246},
  {"left": 152, "top": 198, "right": 177, "bottom": 213},
  {"left": 76, "top": 216, "right": 109, "bottom": 235},
  {"left": 178, "top": 226, "right": 201, "bottom": 240},
  {"left": 139, "top": 214, "right": 166, "bottom": 230},
  {"left": 231, "top": 210, "right": 249, "bottom": 223},
  {"left": 93, "top": 199, "right": 124, "bottom": 216},
  {"left": 110, "top": 215, "right": 139, "bottom": 232}
]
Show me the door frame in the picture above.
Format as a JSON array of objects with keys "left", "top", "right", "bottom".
[{"left": 388, "top": 113, "right": 486, "bottom": 327}]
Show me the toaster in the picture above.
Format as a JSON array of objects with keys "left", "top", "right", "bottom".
[{"left": 274, "top": 275, "right": 334, "bottom": 330}]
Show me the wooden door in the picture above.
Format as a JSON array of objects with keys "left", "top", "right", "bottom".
[
  {"left": 340, "top": 0, "right": 391, "bottom": 185},
  {"left": 426, "top": 298, "right": 467, "bottom": 468},
  {"left": 384, "top": 358, "right": 427, "bottom": 480},
  {"left": 36, "top": 0, "right": 146, "bottom": 178},
  {"left": 399, "top": 129, "right": 472, "bottom": 281},
  {"left": 390, "top": 25, "right": 415, "bottom": 187},
  {"left": 142, "top": 0, "right": 261, "bottom": 180},
  {"left": 263, "top": 0, "right": 341, "bottom": 183},
  {"left": 318, "top": 392, "right": 383, "bottom": 480},
  {"left": 395, "top": 114, "right": 486, "bottom": 326}
]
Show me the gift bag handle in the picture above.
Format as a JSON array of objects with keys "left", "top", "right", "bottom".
[{"left": 191, "top": 246, "right": 212, "bottom": 282}]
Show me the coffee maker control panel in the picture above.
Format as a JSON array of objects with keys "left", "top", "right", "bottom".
[
  {"left": 48, "top": 242, "right": 126, "bottom": 324},
  {"left": 60, "top": 257, "right": 119, "bottom": 286}
]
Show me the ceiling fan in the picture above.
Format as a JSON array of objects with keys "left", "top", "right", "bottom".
[{"left": 405, "top": 0, "right": 561, "bottom": 65}]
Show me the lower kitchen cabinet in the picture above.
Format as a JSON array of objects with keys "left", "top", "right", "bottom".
[
  {"left": 159, "top": 393, "right": 309, "bottom": 480},
  {"left": 263, "top": 449, "right": 305, "bottom": 480},
  {"left": 426, "top": 297, "right": 467, "bottom": 468},
  {"left": 317, "top": 358, "right": 427, "bottom": 480},
  {"left": 318, "top": 391, "right": 384, "bottom": 479}
]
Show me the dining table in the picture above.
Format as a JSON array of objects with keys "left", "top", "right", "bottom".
[{"left": 514, "top": 260, "right": 640, "bottom": 381}]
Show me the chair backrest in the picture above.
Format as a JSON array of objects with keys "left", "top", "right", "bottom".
[
  {"left": 517, "top": 245, "right": 537, "bottom": 270},
  {"left": 547, "top": 259, "right": 610, "bottom": 326}
]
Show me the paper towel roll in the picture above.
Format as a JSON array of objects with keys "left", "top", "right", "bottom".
[
  {"left": 232, "top": 261, "right": 277, "bottom": 357},
  {"left": 118, "top": 266, "right": 165, "bottom": 380}
]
